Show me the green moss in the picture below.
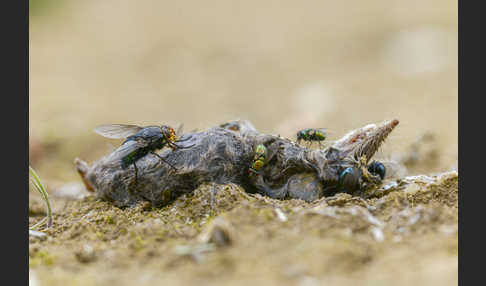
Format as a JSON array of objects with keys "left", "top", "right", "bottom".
[
  {"left": 131, "top": 236, "right": 146, "bottom": 251},
  {"left": 95, "top": 232, "right": 105, "bottom": 240},
  {"left": 104, "top": 215, "right": 115, "bottom": 225},
  {"left": 30, "top": 250, "right": 55, "bottom": 267},
  {"left": 28, "top": 171, "right": 458, "bottom": 284}
]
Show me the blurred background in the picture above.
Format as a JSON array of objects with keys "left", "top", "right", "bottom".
[{"left": 29, "top": 0, "right": 457, "bottom": 183}]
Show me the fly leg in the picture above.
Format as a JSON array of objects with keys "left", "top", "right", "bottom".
[
  {"left": 169, "top": 141, "right": 195, "bottom": 150},
  {"left": 151, "top": 151, "right": 178, "bottom": 171},
  {"left": 175, "top": 134, "right": 192, "bottom": 142}
]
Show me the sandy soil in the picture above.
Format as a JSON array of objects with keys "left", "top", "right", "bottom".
[
  {"left": 29, "top": 0, "right": 457, "bottom": 285},
  {"left": 29, "top": 172, "right": 458, "bottom": 286}
]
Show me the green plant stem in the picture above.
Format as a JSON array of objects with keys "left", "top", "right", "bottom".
[{"left": 29, "top": 166, "right": 53, "bottom": 228}]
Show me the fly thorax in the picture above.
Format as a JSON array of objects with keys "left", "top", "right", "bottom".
[{"left": 154, "top": 138, "right": 167, "bottom": 149}]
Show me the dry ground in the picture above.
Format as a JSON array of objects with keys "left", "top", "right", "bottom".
[
  {"left": 29, "top": 172, "right": 458, "bottom": 286},
  {"left": 29, "top": 1, "right": 457, "bottom": 285}
]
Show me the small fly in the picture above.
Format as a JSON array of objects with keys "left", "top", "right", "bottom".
[
  {"left": 296, "top": 128, "right": 329, "bottom": 148},
  {"left": 337, "top": 160, "right": 391, "bottom": 194},
  {"left": 94, "top": 123, "right": 194, "bottom": 185},
  {"left": 249, "top": 144, "right": 268, "bottom": 175}
]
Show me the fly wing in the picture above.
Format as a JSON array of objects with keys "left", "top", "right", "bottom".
[
  {"left": 105, "top": 139, "right": 150, "bottom": 163},
  {"left": 316, "top": 128, "right": 334, "bottom": 139},
  {"left": 316, "top": 128, "right": 333, "bottom": 134},
  {"left": 381, "top": 160, "right": 408, "bottom": 179},
  {"left": 175, "top": 123, "right": 195, "bottom": 143},
  {"left": 176, "top": 123, "right": 184, "bottom": 137},
  {"left": 94, "top": 124, "right": 144, "bottom": 139},
  {"left": 299, "top": 128, "right": 332, "bottom": 137}
]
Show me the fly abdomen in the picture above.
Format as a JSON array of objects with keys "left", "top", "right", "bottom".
[
  {"left": 121, "top": 154, "right": 135, "bottom": 169},
  {"left": 249, "top": 144, "right": 267, "bottom": 174},
  {"left": 121, "top": 148, "right": 148, "bottom": 169},
  {"left": 310, "top": 131, "right": 326, "bottom": 141},
  {"left": 250, "top": 157, "right": 265, "bottom": 174},
  {"left": 338, "top": 167, "right": 361, "bottom": 194},
  {"left": 122, "top": 135, "right": 137, "bottom": 145}
]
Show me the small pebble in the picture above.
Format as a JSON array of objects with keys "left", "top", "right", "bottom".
[
  {"left": 198, "top": 217, "right": 234, "bottom": 247},
  {"left": 29, "top": 270, "right": 39, "bottom": 286},
  {"left": 75, "top": 244, "right": 97, "bottom": 263},
  {"left": 275, "top": 208, "right": 288, "bottom": 222},
  {"left": 29, "top": 230, "right": 46, "bottom": 238},
  {"left": 370, "top": 227, "right": 385, "bottom": 242}
]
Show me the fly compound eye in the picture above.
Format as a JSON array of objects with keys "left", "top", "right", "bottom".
[
  {"left": 162, "top": 127, "right": 175, "bottom": 141},
  {"left": 338, "top": 167, "right": 361, "bottom": 194},
  {"left": 368, "top": 161, "right": 386, "bottom": 180}
]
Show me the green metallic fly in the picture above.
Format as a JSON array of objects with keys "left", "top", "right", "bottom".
[
  {"left": 94, "top": 123, "right": 193, "bottom": 185},
  {"left": 296, "top": 128, "right": 328, "bottom": 148},
  {"left": 249, "top": 144, "right": 268, "bottom": 175}
]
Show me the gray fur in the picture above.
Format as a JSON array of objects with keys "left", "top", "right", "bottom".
[{"left": 76, "top": 119, "right": 399, "bottom": 207}]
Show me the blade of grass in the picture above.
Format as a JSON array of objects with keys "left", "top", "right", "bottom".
[
  {"left": 29, "top": 166, "right": 53, "bottom": 228},
  {"left": 29, "top": 217, "right": 48, "bottom": 230}
]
